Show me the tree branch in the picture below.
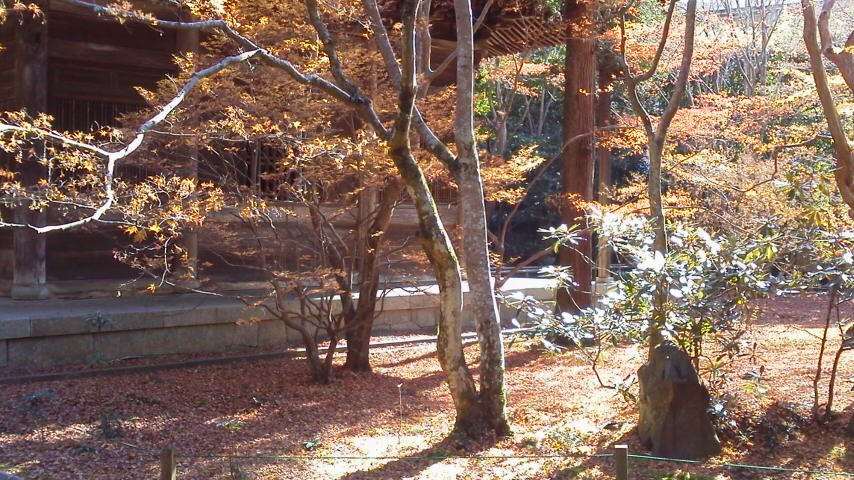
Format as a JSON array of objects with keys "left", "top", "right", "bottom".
[
  {"left": 1, "top": 49, "right": 261, "bottom": 233},
  {"left": 803, "top": 0, "right": 854, "bottom": 215},
  {"left": 655, "top": 0, "right": 697, "bottom": 144},
  {"left": 623, "top": 0, "right": 680, "bottom": 139},
  {"left": 817, "top": 0, "right": 854, "bottom": 92},
  {"left": 60, "top": 0, "right": 390, "bottom": 138},
  {"left": 361, "top": 0, "right": 459, "bottom": 171},
  {"left": 423, "top": 0, "right": 495, "bottom": 83}
]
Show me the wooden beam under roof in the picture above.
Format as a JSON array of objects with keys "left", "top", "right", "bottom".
[
  {"left": 47, "top": 0, "right": 182, "bottom": 20},
  {"left": 49, "top": 38, "right": 177, "bottom": 71},
  {"left": 481, "top": 16, "right": 566, "bottom": 57}
]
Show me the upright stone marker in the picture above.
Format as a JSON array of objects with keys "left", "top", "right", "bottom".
[{"left": 637, "top": 341, "right": 721, "bottom": 459}]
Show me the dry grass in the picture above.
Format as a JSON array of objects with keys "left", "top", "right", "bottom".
[{"left": 1, "top": 295, "right": 853, "bottom": 479}]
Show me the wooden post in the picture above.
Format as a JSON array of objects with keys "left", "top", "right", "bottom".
[
  {"left": 615, "top": 444, "right": 628, "bottom": 480},
  {"left": 160, "top": 446, "right": 176, "bottom": 480},
  {"left": 11, "top": 11, "right": 49, "bottom": 300},
  {"left": 593, "top": 66, "right": 616, "bottom": 303}
]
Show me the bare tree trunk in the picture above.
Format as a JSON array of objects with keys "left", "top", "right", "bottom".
[
  {"left": 320, "top": 332, "right": 339, "bottom": 384},
  {"left": 825, "top": 337, "right": 845, "bottom": 422},
  {"left": 492, "top": 113, "right": 508, "bottom": 157},
  {"left": 345, "top": 181, "right": 403, "bottom": 371},
  {"left": 595, "top": 56, "right": 617, "bottom": 283},
  {"left": 295, "top": 319, "right": 330, "bottom": 384},
  {"left": 557, "top": 4, "right": 595, "bottom": 312},
  {"left": 624, "top": 0, "right": 697, "bottom": 357},
  {"left": 390, "top": 0, "right": 483, "bottom": 435},
  {"left": 647, "top": 139, "right": 667, "bottom": 358},
  {"left": 813, "top": 288, "right": 836, "bottom": 420},
  {"left": 535, "top": 86, "right": 552, "bottom": 136},
  {"left": 390, "top": 156, "right": 481, "bottom": 432},
  {"left": 816, "top": 0, "right": 854, "bottom": 93},
  {"left": 456, "top": 165, "right": 509, "bottom": 434},
  {"left": 453, "top": 0, "right": 510, "bottom": 435}
]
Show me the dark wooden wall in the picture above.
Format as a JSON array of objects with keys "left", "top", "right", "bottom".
[
  {"left": 1, "top": 25, "right": 17, "bottom": 287},
  {"left": 0, "top": 7, "right": 181, "bottom": 285},
  {"left": 0, "top": 22, "right": 15, "bottom": 110},
  {"left": 47, "top": 11, "right": 177, "bottom": 128}
]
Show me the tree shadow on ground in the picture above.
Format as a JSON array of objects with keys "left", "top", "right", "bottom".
[
  {"left": 548, "top": 399, "right": 853, "bottom": 480},
  {"left": 0, "top": 354, "right": 452, "bottom": 478},
  {"left": 731, "top": 400, "right": 853, "bottom": 478},
  {"left": 545, "top": 424, "right": 634, "bottom": 480},
  {"left": 334, "top": 433, "right": 499, "bottom": 480},
  {"left": 0, "top": 341, "right": 543, "bottom": 479}
]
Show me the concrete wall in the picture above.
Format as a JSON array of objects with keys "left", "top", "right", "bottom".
[{"left": 0, "top": 278, "right": 554, "bottom": 369}]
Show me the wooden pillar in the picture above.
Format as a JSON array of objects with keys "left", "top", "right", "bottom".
[
  {"left": 176, "top": 26, "right": 200, "bottom": 288},
  {"left": 11, "top": 13, "right": 49, "bottom": 300},
  {"left": 595, "top": 71, "right": 614, "bottom": 284},
  {"left": 557, "top": 3, "right": 595, "bottom": 311}
]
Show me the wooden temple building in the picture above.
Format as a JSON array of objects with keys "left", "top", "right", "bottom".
[{"left": 0, "top": 0, "right": 566, "bottom": 300}]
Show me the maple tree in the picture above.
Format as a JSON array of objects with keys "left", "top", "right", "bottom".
[{"left": 0, "top": 0, "right": 526, "bottom": 436}]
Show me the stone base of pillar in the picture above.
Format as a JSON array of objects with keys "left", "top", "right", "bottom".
[{"left": 11, "top": 283, "right": 50, "bottom": 300}]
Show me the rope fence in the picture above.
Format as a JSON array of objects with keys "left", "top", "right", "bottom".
[
  {"left": 628, "top": 452, "right": 854, "bottom": 478},
  {"left": 181, "top": 452, "right": 615, "bottom": 461},
  {"left": 106, "top": 440, "right": 854, "bottom": 479}
]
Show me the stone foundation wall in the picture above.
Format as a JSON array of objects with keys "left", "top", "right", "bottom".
[{"left": 0, "top": 279, "right": 553, "bottom": 369}]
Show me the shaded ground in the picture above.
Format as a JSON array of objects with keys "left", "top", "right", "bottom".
[{"left": 1, "top": 295, "right": 853, "bottom": 479}]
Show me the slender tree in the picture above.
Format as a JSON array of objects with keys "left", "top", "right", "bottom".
[
  {"left": 451, "top": 0, "right": 511, "bottom": 434},
  {"left": 801, "top": 0, "right": 854, "bottom": 215},
  {"left": 622, "top": 0, "right": 698, "bottom": 355}
]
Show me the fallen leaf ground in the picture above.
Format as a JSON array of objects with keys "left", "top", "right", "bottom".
[{"left": 1, "top": 295, "right": 853, "bottom": 479}]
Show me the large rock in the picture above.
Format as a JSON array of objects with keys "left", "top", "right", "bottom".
[{"left": 637, "top": 341, "right": 721, "bottom": 459}]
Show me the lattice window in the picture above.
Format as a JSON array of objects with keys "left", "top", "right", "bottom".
[
  {"left": 429, "top": 178, "right": 457, "bottom": 204},
  {"left": 378, "top": 177, "right": 457, "bottom": 205},
  {"left": 49, "top": 97, "right": 152, "bottom": 182},
  {"left": 49, "top": 97, "right": 140, "bottom": 132}
]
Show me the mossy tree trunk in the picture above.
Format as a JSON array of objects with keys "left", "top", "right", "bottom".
[{"left": 388, "top": 0, "right": 484, "bottom": 435}]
